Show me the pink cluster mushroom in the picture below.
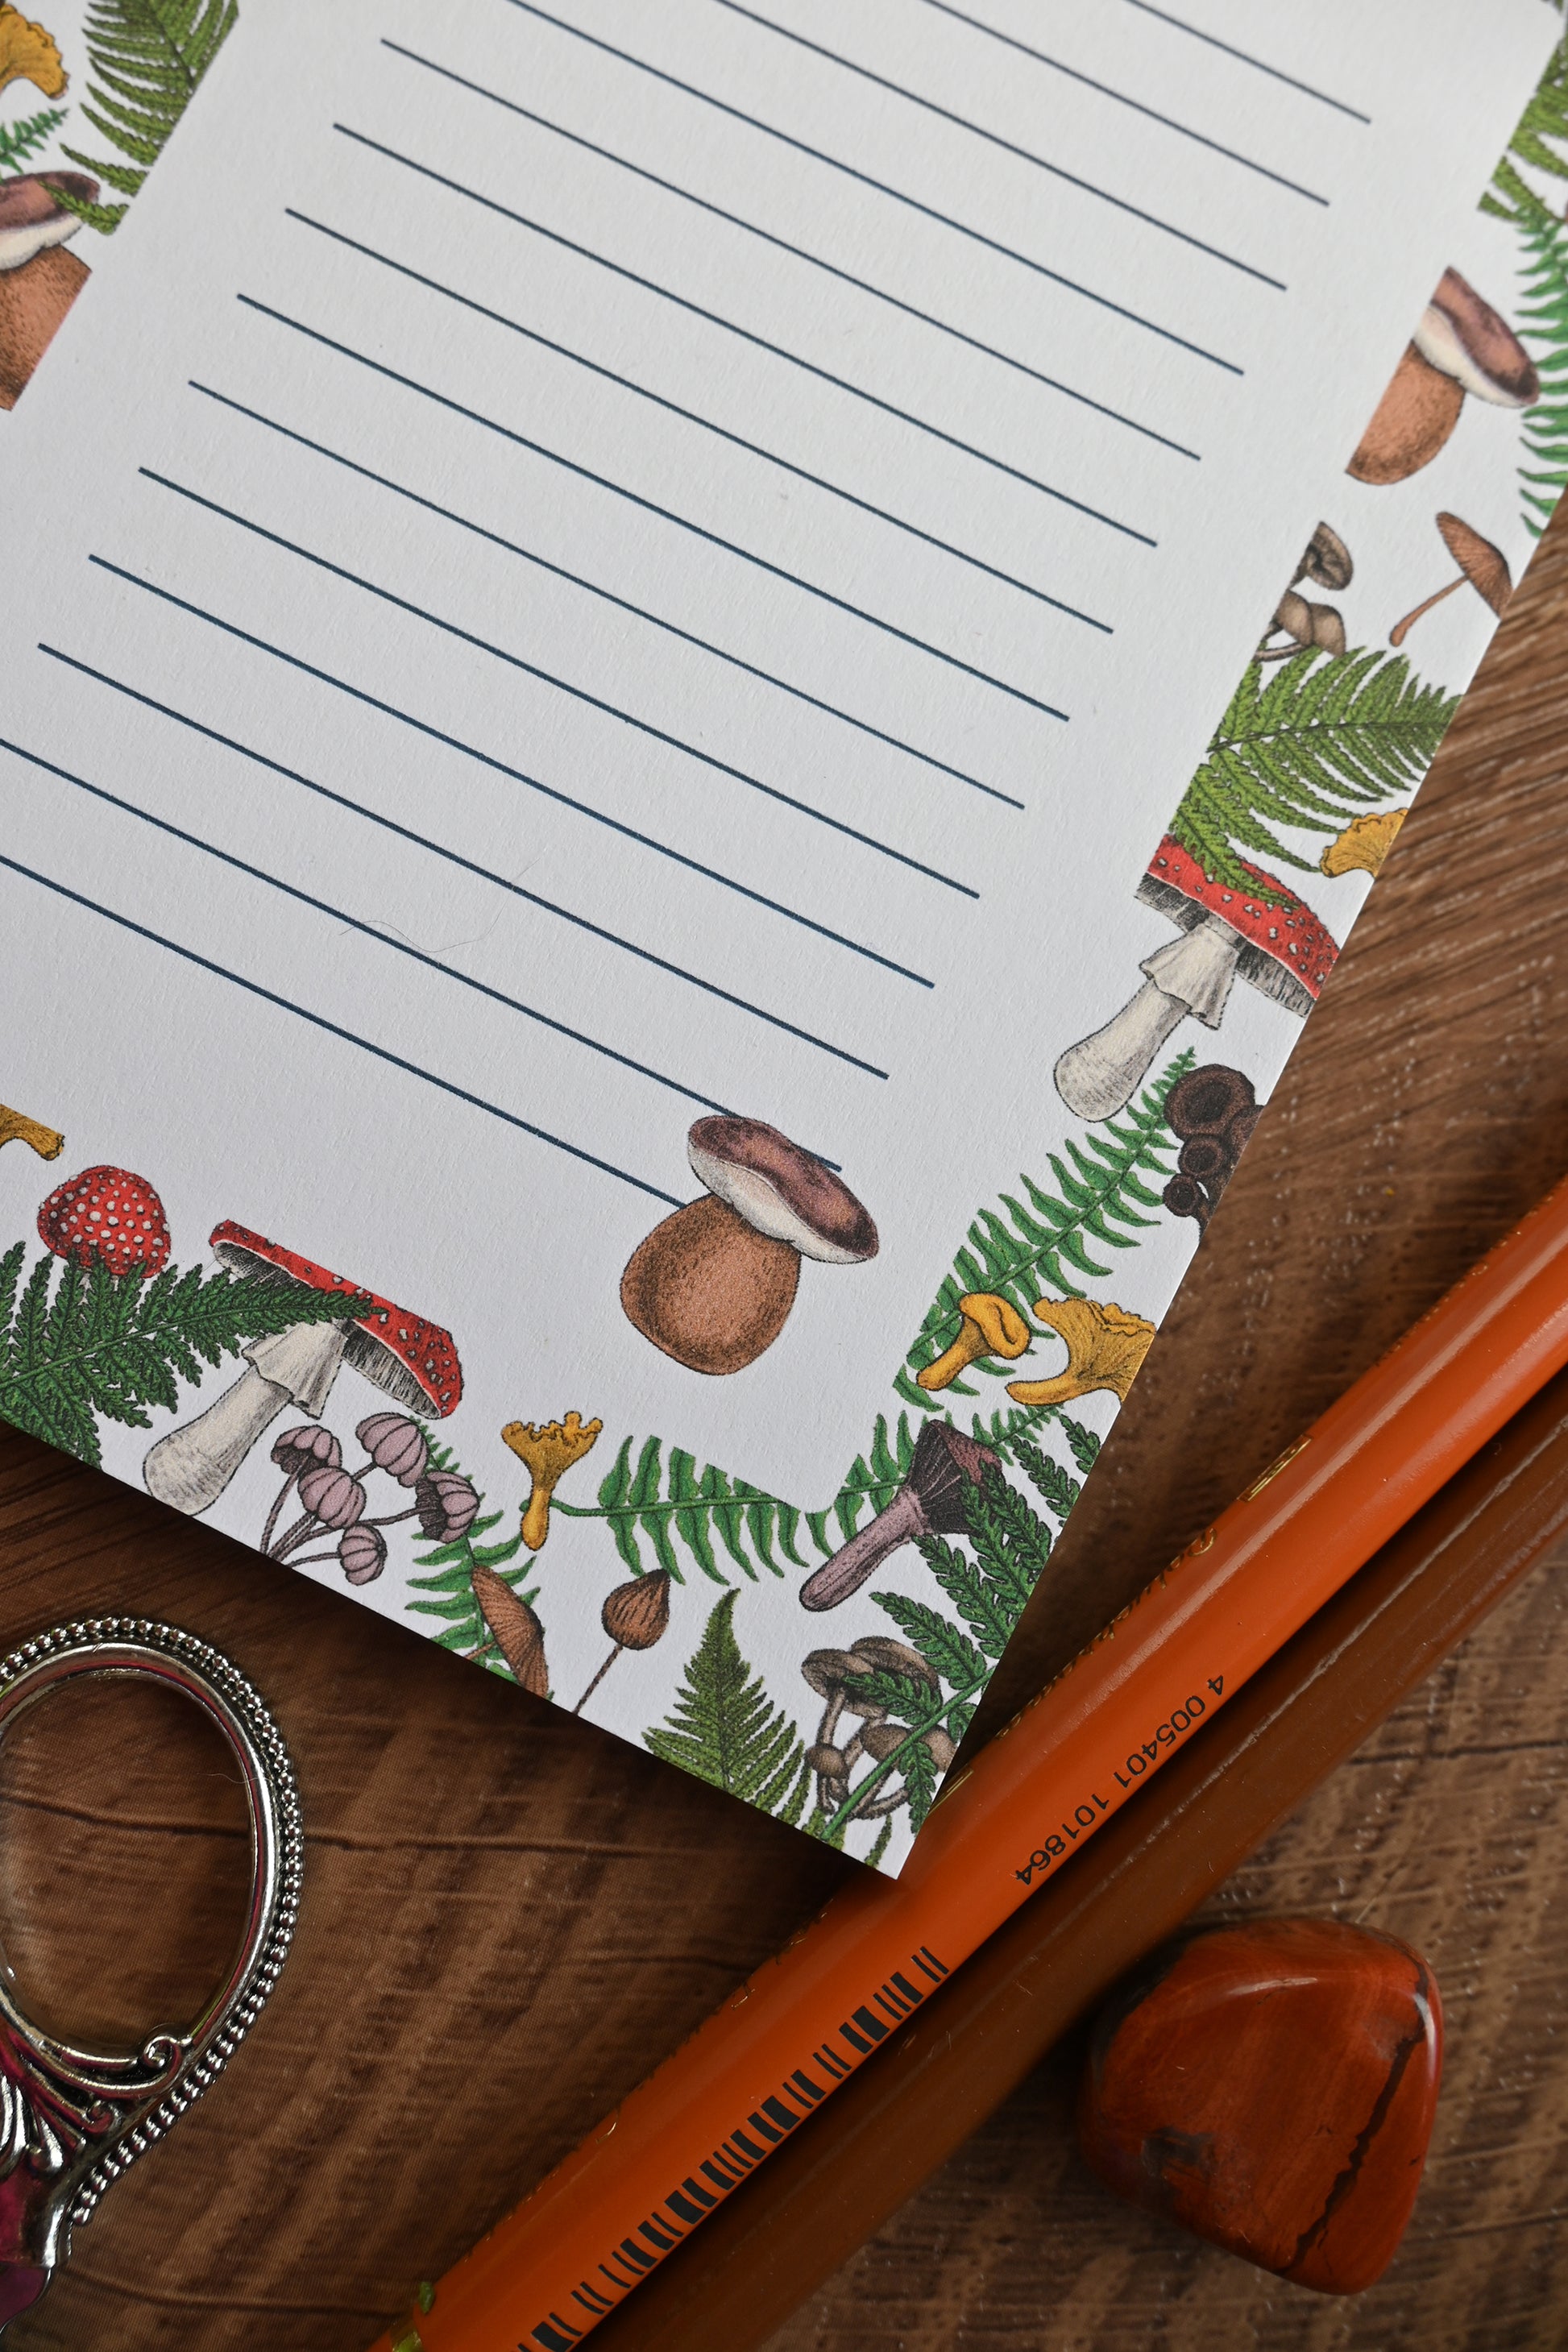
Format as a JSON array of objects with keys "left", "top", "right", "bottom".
[{"left": 143, "top": 1222, "right": 462, "bottom": 1517}]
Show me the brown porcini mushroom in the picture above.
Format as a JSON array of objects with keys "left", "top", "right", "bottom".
[
  {"left": 915, "top": 1292, "right": 1032, "bottom": 1392},
  {"left": 0, "top": 172, "right": 98, "bottom": 412},
  {"left": 621, "top": 1116, "right": 877, "bottom": 1375},
  {"left": 1054, "top": 838, "right": 1338, "bottom": 1122},
  {"left": 1389, "top": 513, "right": 1511, "bottom": 648},
  {"left": 799, "top": 1420, "right": 997, "bottom": 1612},
  {"left": 142, "top": 1220, "right": 461, "bottom": 1517},
  {"left": 1349, "top": 268, "right": 1538, "bottom": 485}
]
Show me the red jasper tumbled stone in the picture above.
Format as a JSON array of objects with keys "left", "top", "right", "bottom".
[{"left": 1077, "top": 1917, "right": 1442, "bottom": 2294}]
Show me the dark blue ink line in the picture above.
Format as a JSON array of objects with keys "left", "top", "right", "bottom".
[
  {"left": 1121, "top": 0, "right": 1370, "bottom": 123},
  {"left": 190, "top": 380, "right": 1023, "bottom": 812},
  {"left": 709, "top": 0, "right": 1288, "bottom": 287},
  {"left": 324, "top": 135, "right": 1147, "bottom": 562},
  {"left": 141, "top": 465, "right": 979, "bottom": 902},
  {"left": 11, "top": 744, "right": 757, "bottom": 1114},
  {"left": 292, "top": 201, "right": 1148, "bottom": 570},
  {"left": 497, "top": 0, "right": 1243, "bottom": 375},
  {"left": 238, "top": 293, "right": 1075, "bottom": 716},
  {"left": 0, "top": 834, "right": 685, "bottom": 1208},
  {"left": 39, "top": 643, "right": 893, "bottom": 1076},
  {"left": 85, "top": 558, "right": 938, "bottom": 989},
  {"left": 915, "top": 0, "right": 1328, "bottom": 202},
  {"left": 382, "top": 39, "right": 1201, "bottom": 461}
]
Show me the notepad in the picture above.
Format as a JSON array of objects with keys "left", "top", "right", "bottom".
[{"left": 1, "top": 0, "right": 1560, "bottom": 1871}]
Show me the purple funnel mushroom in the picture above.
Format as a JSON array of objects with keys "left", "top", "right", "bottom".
[
  {"left": 1054, "top": 837, "right": 1338, "bottom": 1123},
  {"left": 799, "top": 1421, "right": 997, "bottom": 1612},
  {"left": 143, "top": 1220, "right": 461, "bottom": 1517}
]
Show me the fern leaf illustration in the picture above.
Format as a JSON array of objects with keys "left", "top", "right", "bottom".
[
  {"left": 898, "top": 1052, "right": 1188, "bottom": 1399},
  {"left": 0, "top": 105, "right": 66, "bottom": 176},
  {"left": 1485, "top": 30, "right": 1568, "bottom": 225},
  {"left": 404, "top": 1433, "right": 537, "bottom": 1676},
  {"left": 1168, "top": 647, "right": 1458, "bottom": 896},
  {"left": 1515, "top": 210, "right": 1568, "bottom": 539},
  {"left": 0, "top": 1248, "right": 367, "bottom": 1470},
  {"left": 645, "top": 1590, "right": 811, "bottom": 1823},
  {"left": 53, "top": 0, "right": 237, "bottom": 234}
]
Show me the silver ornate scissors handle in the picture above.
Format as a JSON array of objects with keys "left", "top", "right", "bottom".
[{"left": 0, "top": 1619, "right": 302, "bottom": 2332}]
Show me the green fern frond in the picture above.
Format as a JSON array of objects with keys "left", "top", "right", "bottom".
[
  {"left": 1515, "top": 211, "right": 1568, "bottom": 538},
  {"left": 0, "top": 107, "right": 67, "bottom": 176},
  {"left": 645, "top": 1590, "right": 810, "bottom": 1823},
  {"left": 404, "top": 1431, "right": 535, "bottom": 1677},
  {"left": 899, "top": 1052, "right": 1189, "bottom": 1398},
  {"left": 1168, "top": 647, "right": 1457, "bottom": 895},
  {"left": 0, "top": 1248, "right": 367, "bottom": 1471},
  {"left": 816, "top": 1463, "right": 1055, "bottom": 1841},
  {"left": 1485, "top": 32, "right": 1568, "bottom": 223},
  {"left": 49, "top": 0, "right": 238, "bottom": 236}
]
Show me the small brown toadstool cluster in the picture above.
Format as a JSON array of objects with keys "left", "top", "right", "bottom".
[
  {"left": 1258, "top": 524, "right": 1354, "bottom": 662},
  {"left": 1159, "top": 1064, "right": 1261, "bottom": 1235},
  {"left": 802, "top": 1637, "right": 955, "bottom": 1825},
  {"left": 1349, "top": 268, "right": 1538, "bottom": 486},
  {"left": 622, "top": 1116, "right": 877, "bottom": 1375}
]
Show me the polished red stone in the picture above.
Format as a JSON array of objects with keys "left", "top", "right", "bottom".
[{"left": 1077, "top": 1917, "right": 1442, "bottom": 2294}]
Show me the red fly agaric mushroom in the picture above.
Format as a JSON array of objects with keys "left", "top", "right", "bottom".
[
  {"left": 799, "top": 1420, "right": 997, "bottom": 1612},
  {"left": 1054, "top": 837, "right": 1338, "bottom": 1123},
  {"left": 0, "top": 171, "right": 97, "bottom": 411},
  {"left": 142, "top": 1222, "right": 461, "bottom": 1518},
  {"left": 1349, "top": 268, "right": 1538, "bottom": 486},
  {"left": 1389, "top": 513, "right": 1512, "bottom": 648},
  {"left": 38, "top": 1165, "right": 170, "bottom": 1279},
  {"left": 621, "top": 1116, "right": 878, "bottom": 1375}
]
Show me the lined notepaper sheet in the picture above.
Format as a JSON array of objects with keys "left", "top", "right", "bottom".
[{"left": 0, "top": 1, "right": 1556, "bottom": 1865}]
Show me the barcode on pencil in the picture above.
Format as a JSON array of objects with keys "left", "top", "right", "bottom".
[{"left": 526, "top": 1947, "right": 949, "bottom": 2347}]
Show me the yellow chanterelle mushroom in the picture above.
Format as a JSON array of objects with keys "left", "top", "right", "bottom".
[
  {"left": 1321, "top": 809, "right": 1404, "bottom": 879},
  {"left": 0, "top": 1101, "right": 63, "bottom": 1159},
  {"left": 916, "top": 1291, "right": 1032, "bottom": 1392},
  {"left": 1006, "top": 1297, "right": 1155, "bottom": 1408},
  {"left": 503, "top": 1411, "right": 604, "bottom": 1550}
]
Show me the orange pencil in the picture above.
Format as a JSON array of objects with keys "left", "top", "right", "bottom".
[{"left": 372, "top": 1171, "right": 1568, "bottom": 2352}]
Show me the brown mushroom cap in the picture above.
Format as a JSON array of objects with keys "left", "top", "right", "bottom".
[
  {"left": 1347, "top": 343, "right": 1464, "bottom": 486},
  {"left": 0, "top": 172, "right": 97, "bottom": 275},
  {"left": 1435, "top": 511, "right": 1512, "bottom": 615},
  {"left": 687, "top": 1117, "right": 877, "bottom": 1266},
  {"left": 1295, "top": 524, "right": 1353, "bottom": 593},
  {"left": 1415, "top": 268, "right": 1538, "bottom": 408}
]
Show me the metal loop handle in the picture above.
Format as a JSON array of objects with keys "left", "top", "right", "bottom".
[{"left": 0, "top": 1619, "right": 302, "bottom": 2329}]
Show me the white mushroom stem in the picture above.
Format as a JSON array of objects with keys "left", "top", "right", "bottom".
[
  {"left": 143, "top": 1321, "right": 351, "bottom": 1517},
  {"left": 1053, "top": 916, "right": 1244, "bottom": 1122}
]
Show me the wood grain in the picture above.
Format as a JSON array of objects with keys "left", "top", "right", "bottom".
[{"left": 2, "top": 509, "right": 1568, "bottom": 2349}]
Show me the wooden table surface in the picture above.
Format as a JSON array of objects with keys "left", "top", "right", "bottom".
[{"left": 3, "top": 504, "right": 1568, "bottom": 2350}]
